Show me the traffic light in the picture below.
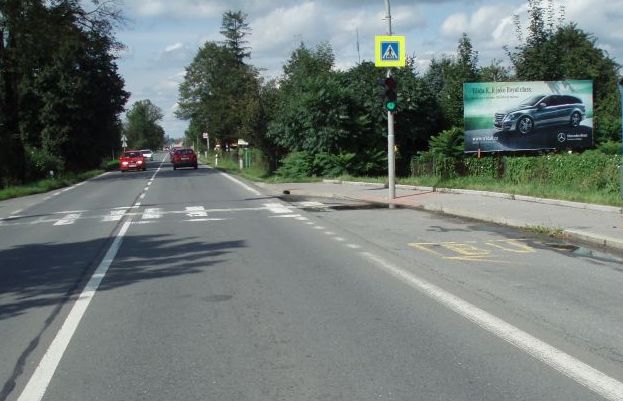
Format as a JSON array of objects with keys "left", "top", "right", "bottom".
[{"left": 378, "top": 77, "right": 398, "bottom": 112}]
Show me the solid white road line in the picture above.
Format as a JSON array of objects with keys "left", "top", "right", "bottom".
[
  {"left": 361, "top": 252, "right": 623, "bottom": 401},
  {"left": 17, "top": 221, "right": 133, "bottom": 401},
  {"left": 142, "top": 208, "right": 162, "bottom": 220},
  {"left": 218, "top": 170, "right": 262, "bottom": 196}
]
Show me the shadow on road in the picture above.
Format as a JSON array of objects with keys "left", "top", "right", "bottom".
[{"left": 0, "top": 234, "right": 246, "bottom": 320}]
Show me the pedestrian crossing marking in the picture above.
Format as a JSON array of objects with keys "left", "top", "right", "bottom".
[
  {"left": 103, "top": 210, "right": 126, "bottom": 222},
  {"left": 185, "top": 206, "right": 207, "bottom": 217},
  {"left": 142, "top": 208, "right": 162, "bottom": 220},
  {"left": 54, "top": 213, "right": 81, "bottom": 226}
]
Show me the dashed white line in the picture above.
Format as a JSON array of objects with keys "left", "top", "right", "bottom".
[
  {"left": 347, "top": 244, "right": 362, "bottom": 249},
  {"left": 361, "top": 251, "right": 623, "bottom": 401},
  {"left": 334, "top": 237, "right": 346, "bottom": 242}
]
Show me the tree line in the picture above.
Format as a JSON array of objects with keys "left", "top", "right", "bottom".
[
  {"left": 0, "top": 0, "right": 128, "bottom": 187},
  {"left": 178, "top": 0, "right": 621, "bottom": 178}
]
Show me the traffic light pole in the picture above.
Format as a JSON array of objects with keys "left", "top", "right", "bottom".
[{"left": 384, "top": 0, "right": 396, "bottom": 204}]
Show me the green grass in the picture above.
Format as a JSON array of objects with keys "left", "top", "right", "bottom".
[
  {"left": 200, "top": 154, "right": 623, "bottom": 207},
  {"left": 0, "top": 170, "right": 104, "bottom": 201},
  {"left": 200, "top": 154, "right": 322, "bottom": 184}
]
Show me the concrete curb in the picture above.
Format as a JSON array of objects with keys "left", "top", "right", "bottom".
[
  {"left": 285, "top": 181, "right": 623, "bottom": 252},
  {"left": 323, "top": 179, "right": 623, "bottom": 214}
]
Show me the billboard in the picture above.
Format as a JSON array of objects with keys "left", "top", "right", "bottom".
[{"left": 464, "top": 80, "right": 594, "bottom": 153}]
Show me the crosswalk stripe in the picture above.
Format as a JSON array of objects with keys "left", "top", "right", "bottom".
[
  {"left": 185, "top": 206, "right": 207, "bottom": 217},
  {"left": 142, "top": 208, "right": 162, "bottom": 220},
  {"left": 103, "top": 210, "right": 126, "bottom": 222},
  {"left": 54, "top": 213, "right": 81, "bottom": 226},
  {"left": 264, "top": 203, "right": 292, "bottom": 214}
]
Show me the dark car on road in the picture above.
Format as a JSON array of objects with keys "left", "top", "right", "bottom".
[
  {"left": 494, "top": 94, "right": 585, "bottom": 135},
  {"left": 171, "top": 148, "right": 198, "bottom": 170}
]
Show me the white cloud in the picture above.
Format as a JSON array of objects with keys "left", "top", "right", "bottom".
[{"left": 164, "top": 42, "right": 184, "bottom": 53}]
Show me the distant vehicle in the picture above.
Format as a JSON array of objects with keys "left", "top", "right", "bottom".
[
  {"left": 119, "top": 150, "right": 146, "bottom": 172},
  {"left": 171, "top": 148, "right": 198, "bottom": 170},
  {"left": 494, "top": 94, "right": 585, "bottom": 135},
  {"left": 140, "top": 149, "right": 154, "bottom": 160}
]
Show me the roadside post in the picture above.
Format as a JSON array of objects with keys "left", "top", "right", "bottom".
[
  {"left": 121, "top": 134, "right": 127, "bottom": 152},
  {"left": 375, "top": 0, "right": 406, "bottom": 206},
  {"left": 203, "top": 132, "right": 209, "bottom": 158}
]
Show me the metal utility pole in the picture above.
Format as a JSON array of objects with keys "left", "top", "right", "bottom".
[{"left": 384, "top": 0, "right": 396, "bottom": 203}]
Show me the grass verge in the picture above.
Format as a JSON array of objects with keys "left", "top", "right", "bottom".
[
  {"left": 199, "top": 155, "right": 623, "bottom": 207},
  {"left": 0, "top": 170, "right": 104, "bottom": 201}
]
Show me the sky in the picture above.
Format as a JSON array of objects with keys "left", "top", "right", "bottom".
[{"left": 111, "top": 0, "right": 623, "bottom": 138}]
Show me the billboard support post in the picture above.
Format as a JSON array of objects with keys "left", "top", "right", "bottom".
[{"left": 618, "top": 79, "right": 623, "bottom": 199}]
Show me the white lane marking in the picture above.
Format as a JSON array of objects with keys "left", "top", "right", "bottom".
[
  {"left": 54, "top": 210, "right": 86, "bottom": 214},
  {"left": 113, "top": 206, "right": 131, "bottom": 210},
  {"left": 306, "top": 222, "right": 314, "bottom": 225},
  {"left": 361, "top": 252, "right": 623, "bottom": 401},
  {"left": 144, "top": 187, "right": 149, "bottom": 191},
  {"left": 147, "top": 182, "right": 152, "bottom": 186},
  {"left": 139, "top": 194, "right": 146, "bottom": 200},
  {"left": 185, "top": 218, "right": 227, "bottom": 222},
  {"left": 17, "top": 220, "right": 133, "bottom": 401},
  {"left": 295, "top": 216, "right": 309, "bottom": 221},
  {"left": 269, "top": 214, "right": 301, "bottom": 219},
  {"left": 52, "top": 192, "right": 62, "bottom": 196},
  {"left": 324, "top": 231, "right": 336, "bottom": 235},
  {"left": 347, "top": 244, "right": 362, "bottom": 249},
  {"left": 135, "top": 202, "right": 141, "bottom": 207},
  {"left": 102, "top": 210, "right": 126, "bottom": 222},
  {"left": 53, "top": 213, "right": 81, "bottom": 226},
  {"left": 334, "top": 237, "right": 346, "bottom": 242},
  {"left": 295, "top": 201, "right": 326, "bottom": 208},
  {"left": 313, "top": 226, "right": 325, "bottom": 230},
  {"left": 13, "top": 209, "right": 23, "bottom": 215},
  {"left": 218, "top": 170, "right": 262, "bottom": 196},
  {"left": 185, "top": 206, "right": 208, "bottom": 217},
  {"left": 264, "top": 203, "right": 292, "bottom": 214},
  {"left": 142, "top": 208, "right": 162, "bottom": 220}
]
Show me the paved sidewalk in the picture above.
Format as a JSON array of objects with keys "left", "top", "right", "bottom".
[{"left": 256, "top": 180, "right": 623, "bottom": 252}]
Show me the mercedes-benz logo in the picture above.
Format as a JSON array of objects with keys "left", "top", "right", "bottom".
[{"left": 557, "top": 132, "right": 567, "bottom": 142}]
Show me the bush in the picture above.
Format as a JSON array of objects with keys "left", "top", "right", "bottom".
[
  {"left": 276, "top": 151, "right": 314, "bottom": 178},
  {"left": 26, "top": 148, "right": 64, "bottom": 179},
  {"left": 313, "top": 152, "right": 354, "bottom": 177},
  {"left": 102, "top": 159, "right": 120, "bottom": 171}
]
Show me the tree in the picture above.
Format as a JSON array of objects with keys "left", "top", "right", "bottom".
[
  {"left": 124, "top": 100, "right": 165, "bottom": 150},
  {"left": 424, "top": 33, "right": 479, "bottom": 129},
  {"left": 178, "top": 11, "right": 260, "bottom": 150},
  {"left": 507, "top": 0, "right": 621, "bottom": 143},
  {"left": 220, "top": 10, "right": 251, "bottom": 64}
]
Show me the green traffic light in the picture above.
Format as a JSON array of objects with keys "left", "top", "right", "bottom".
[{"left": 386, "top": 101, "right": 397, "bottom": 111}]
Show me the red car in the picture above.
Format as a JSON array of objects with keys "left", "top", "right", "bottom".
[
  {"left": 171, "top": 148, "right": 198, "bottom": 170},
  {"left": 119, "top": 150, "right": 146, "bottom": 172}
]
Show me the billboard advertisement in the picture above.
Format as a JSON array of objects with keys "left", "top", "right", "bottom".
[{"left": 464, "top": 80, "right": 594, "bottom": 153}]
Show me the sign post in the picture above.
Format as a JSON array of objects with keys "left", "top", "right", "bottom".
[
  {"left": 202, "top": 132, "right": 209, "bottom": 158},
  {"left": 121, "top": 134, "right": 128, "bottom": 151},
  {"left": 375, "top": 0, "right": 405, "bottom": 206}
]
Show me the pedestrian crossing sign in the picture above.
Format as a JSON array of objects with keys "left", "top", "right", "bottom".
[{"left": 375, "top": 35, "right": 406, "bottom": 67}]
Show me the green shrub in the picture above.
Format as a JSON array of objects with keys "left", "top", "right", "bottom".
[
  {"left": 313, "top": 152, "right": 354, "bottom": 177},
  {"left": 276, "top": 151, "right": 314, "bottom": 178},
  {"left": 102, "top": 159, "right": 120, "bottom": 171},
  {"left": 26, "top": 148, "right": 64, "bottom": 179}
]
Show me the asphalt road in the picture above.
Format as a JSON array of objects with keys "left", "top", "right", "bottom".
[{"left": 1, "top": 152, "right": 622, "bottom": 401}]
